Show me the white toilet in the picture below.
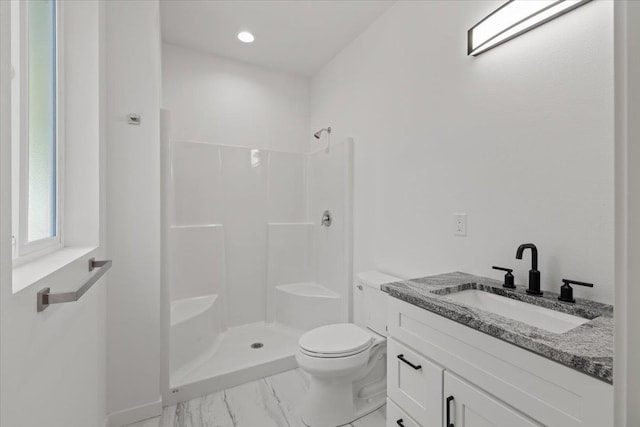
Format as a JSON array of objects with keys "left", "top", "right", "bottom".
[{"left": 296, "top": 271, "right": 401, "bottom": 427}]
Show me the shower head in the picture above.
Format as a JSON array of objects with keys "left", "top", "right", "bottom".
[{"left": 313, "top": 127, "right": 331, "bottom": 139}]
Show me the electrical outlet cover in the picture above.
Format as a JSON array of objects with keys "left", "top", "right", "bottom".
[{"left": 454, "top": 213, "right": 467, "bottom": 236}]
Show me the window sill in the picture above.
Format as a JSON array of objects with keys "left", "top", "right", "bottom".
[{"left": 12, "top": 246, "right": 98, "bottom": 294}]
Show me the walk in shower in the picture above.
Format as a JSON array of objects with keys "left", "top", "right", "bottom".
[{"left": 161, "top": 114, "right": 353, "bottom": 404}]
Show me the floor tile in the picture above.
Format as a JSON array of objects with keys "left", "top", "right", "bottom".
[
  {"left": 125, "top": 417, "right": 161, "bottom": 427},
  {"left": 352, "top": 406, "right": 386, "bottom": 426},
  {"left": 126, "top": 368, "right": 386, "bottom": 427},
  {"left": 263, "top": 369, "right": 309, "bottom": 426}
]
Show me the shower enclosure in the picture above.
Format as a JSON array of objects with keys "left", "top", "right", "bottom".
[{"left": 161, "top": 113, "right": 353, "bottom": 404}]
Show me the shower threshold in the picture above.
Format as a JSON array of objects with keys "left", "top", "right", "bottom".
[{"left": 167, "top": 322, "right": 303, "bottom": 405}]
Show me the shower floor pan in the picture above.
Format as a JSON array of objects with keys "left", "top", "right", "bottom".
[{"left": 167, "top": 322, "right": 303, "bottom": 406}]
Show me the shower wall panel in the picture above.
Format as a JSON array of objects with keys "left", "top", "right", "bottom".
[
  {"left": 218, "top": 146, "right": 269, "bottom": 326},
  {"left": 171, "top": 141, "right": 223, "bottom": 226},
  {"left": 169, "top": 142, "right": 307, "bottom": 328},
  {"left": 266, "top": 222, "right": 315, "bottom": 323},
  {"left": 267, "top": 152, "right": 307, "bottom": 222},
  {"left": 308, "top": 140, "right": 353, "bottom": 321},
  {"left": 169, "top": 225, "right": 227, "bottom": 304}
]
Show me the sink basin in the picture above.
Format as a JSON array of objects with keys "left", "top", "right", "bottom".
[{"left": 443, "top": 289, "right": 590, "bottom": 334}]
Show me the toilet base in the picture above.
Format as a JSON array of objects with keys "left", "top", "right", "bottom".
[
  {"left": 296, "top": 324, "right": 388, "bottom": 427},
  {"left": 301, "top": 378, "right": 386, "bottom": 427}
]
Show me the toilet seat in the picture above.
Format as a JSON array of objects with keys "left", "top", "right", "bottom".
[{"left": 299, "top": 324, "right": 374, "bottom": 358}]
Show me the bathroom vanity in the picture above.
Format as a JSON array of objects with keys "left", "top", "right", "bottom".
[{"left": 383, "top": 273, "right": 613, "bottom": 427}]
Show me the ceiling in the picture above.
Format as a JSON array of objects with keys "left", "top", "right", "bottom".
[{"left": 160, "top": 0, "right": 394, "bottom": 76}]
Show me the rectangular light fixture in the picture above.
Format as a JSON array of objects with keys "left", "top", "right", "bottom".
[{"left": 468, "top": 0, "right": 592, "bottom": 56}]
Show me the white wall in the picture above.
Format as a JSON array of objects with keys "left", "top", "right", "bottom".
[
  {"left": 614, "top": 1, "right": 640, "bottom": 425},
  {"left": 0, "top": 2, "right": 107, "bottom": 427},
  {"left": 63, "top": 0, "right": 103, "bottom": 249},
  {"left": 311, "top": 0, "right": 614, "bottom": 303},
  {"left": 162, "top": 43, "right": 310, "bottom": 153},
  {"left": 624, "top": 0, "right": 640, "bottom": 419},
  {"left": 105, "top": 1, "right": 162, "bottom": 424}
]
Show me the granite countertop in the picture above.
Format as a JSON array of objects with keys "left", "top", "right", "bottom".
[{"left": 382, "top": 272, "right": 614, "bottom": 384}]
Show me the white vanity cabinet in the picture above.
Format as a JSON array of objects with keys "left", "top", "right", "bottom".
[
  {"left": 444, "top": 372, "right": 541, "bottom": 427},
  {"left": 387, "top": 339, "right": 443, "bottom": 426},
  {"left": 386, "top": 297, "right": 613, "bottom": 427},
  {"left": 386, "top": 399, "right": 421, "bottom": 427}
]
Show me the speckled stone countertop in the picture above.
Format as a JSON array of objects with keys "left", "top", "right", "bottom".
[{"left": 382, "top": 272, "right": 614, "bottom": 384}]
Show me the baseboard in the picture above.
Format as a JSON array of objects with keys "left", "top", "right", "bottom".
[{"left": 105, "top": 398, "right": 162, "bottom": 427}]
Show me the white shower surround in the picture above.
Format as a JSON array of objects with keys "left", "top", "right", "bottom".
[
  {"left": 170, "top": 294, "right": 223, "bottom": 378},
  {"left": 164, "top": 137, "right": 353, "bottom": 404}
]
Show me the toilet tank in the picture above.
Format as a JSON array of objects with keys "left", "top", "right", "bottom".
[{"left": 354, "top": 271, "right": 401, "bottom": 336}]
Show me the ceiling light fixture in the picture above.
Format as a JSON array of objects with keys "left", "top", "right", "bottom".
[
  {"left": 468, "top": 0, "right": 591, "bottom": 56},
  {"left": 237, "top": 31, "right": 255, "bottom": 43}
]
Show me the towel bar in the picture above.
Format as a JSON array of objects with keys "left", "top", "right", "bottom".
[{"left": 37, "top": 258, "right": 112, "bottom": 312}]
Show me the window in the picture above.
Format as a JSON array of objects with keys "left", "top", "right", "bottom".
[{"left": 12, "top": 0, "right": 62, "bottom": 262}]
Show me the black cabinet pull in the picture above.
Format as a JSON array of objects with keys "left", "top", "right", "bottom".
[
  {"left": 397, "top": 354, "right": 422, "bottom": 370},
  {"left": 446, "top": 395, "right": 455, "bottom": 427},
  {"left": 396, "top": 419, "right": 405, "bottom": 427}
]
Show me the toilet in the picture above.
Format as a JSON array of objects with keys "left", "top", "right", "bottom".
[{"left": 296, "top": 271, "right": 401, "bottom": 427}]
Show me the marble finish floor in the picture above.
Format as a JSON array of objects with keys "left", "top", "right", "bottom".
[{"left": 127, "top": 368, "right": 386, "bottom": 427}]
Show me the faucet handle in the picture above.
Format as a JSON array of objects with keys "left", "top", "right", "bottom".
[
  {"left": 562, "top": 279, "right": 594, "bottom": 288},
  {"left": 492, "top": 266, "right": 515, "bottom": 289},
  {"left": 559, "top": 279, "right": 594, "bottom": 303}
]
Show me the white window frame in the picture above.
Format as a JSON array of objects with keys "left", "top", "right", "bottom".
[{"left": 12, "top": 0, "right": 64, "bottom": 265}]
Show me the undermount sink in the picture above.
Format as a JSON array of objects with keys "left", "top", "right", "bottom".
[{"left": 443, "top": 289, "right": 590, "bottom": 334}]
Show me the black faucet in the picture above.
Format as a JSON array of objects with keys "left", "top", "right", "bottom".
[
  {"left": 558, "top": 279, "right": 594, "bottom": 303},
  {"left": 515, "top": 243, "right": 543, "bottom": 296}
]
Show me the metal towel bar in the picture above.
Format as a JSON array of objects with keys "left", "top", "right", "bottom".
[{"left": 37, "top": 258, "right": 112, "bottom": 312}]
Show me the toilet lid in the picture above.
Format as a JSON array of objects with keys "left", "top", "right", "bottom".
[{"left": 299, "top": 324, "right": 374, "bottom": 357}]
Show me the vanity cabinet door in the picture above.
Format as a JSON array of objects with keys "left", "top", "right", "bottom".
[
  {"left": 444, "top": 372, "right": 542, "bottom": 427},
  {"left": 387, "top": 338, "right": 443, "bottom": 427},
  {"left": 387, "top": 399, "right": 421, "bottom": 427}
]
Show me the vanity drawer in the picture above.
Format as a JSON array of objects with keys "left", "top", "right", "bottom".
[
  {"left": 387, "top": 338, "right": 443, "bottom": 427},
  {"left": 387, "top": 398, "right": 421, "bottom": 427}
]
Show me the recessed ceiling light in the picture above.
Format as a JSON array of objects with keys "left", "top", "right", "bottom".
[{"left": 237, "top": 31, "right": 255, "bottom": 43}]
